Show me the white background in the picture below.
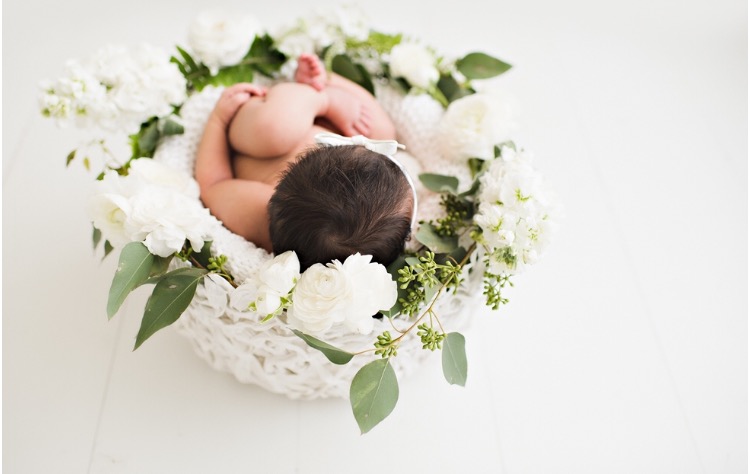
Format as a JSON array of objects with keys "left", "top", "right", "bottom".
[{"left": 3, "top": 0, "right": 747, "bottom": 472}]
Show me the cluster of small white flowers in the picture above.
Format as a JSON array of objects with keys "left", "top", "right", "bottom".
[
  {"left": 230, "top": 251, "right": 397, "bottom": 335},
  {"left": 273, "top": 5, "right": 369, "bottom": 61},
  {"left": 438, "top": 92, "right": 516, "bottom": 161},
  {"left": 388, "top": 42, "right": 439, "bottom": 90},
  {"left": 188, "top": 10, "right": 261, "bottom": 73},
  {"left": 87, "top": 159, "right": 212, "bottom": 257},
  {"left": 39, "top": 44, "right": 186, "bottom": 134},
  {"left": 474, "top": 146, "right": 556, "bottom": 275}
]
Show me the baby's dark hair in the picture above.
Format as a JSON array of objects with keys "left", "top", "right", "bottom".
[{"left": 268, "top": 145, "right": 413, "bottom": 271}]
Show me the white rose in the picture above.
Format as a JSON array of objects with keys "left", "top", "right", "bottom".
[
  {"left": 286, "top": 263, "right": 351, "bottom": 334},
  {"left": 126, "top": 188, "right": 210, "bottom": 257},
  {"left": 389, "top": 42, "right": 439, "bottom": 89},
  {"left": 340, "top": 254, "right": 397, "bottom": 334},
  {"left": 257, "top": 251, "right": 300, "bottom": 296},
  {"left": 87, "top": 193, "right": 133, "bottom": 247},
  {"left": 128, "top": 159, "right": 200, "bottom": 198},
  {"left": 438, "top": 93, "right": 514, "bottom": 161},
  {"left": 188, "top": 10, "right": 260, "bottom": 72}
]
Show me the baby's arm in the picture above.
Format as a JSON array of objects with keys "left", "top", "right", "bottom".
[{"left": 195, "top": 84, "right": 274, "bottom": 251}]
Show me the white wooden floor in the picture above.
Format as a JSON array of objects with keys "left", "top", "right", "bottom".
[{"left": 4, "top": 0, "right": 747, "bottom": 472}]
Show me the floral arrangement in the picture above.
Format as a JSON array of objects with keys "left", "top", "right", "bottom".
[{"left": 40, "top": 6, "right": 558, "bottom": 433}]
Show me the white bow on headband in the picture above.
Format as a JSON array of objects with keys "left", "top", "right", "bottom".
[
  {"left": 314, "top": 132, "right": 418, "bottom": 228},
  {"left": 315, "top": 132, "right": 405, "bottom": 157}
]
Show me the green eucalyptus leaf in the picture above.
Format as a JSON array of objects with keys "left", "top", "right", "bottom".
[
  {"left": 66, "top": 149, "right": 76, "bottom": 167},
  {"left": 292, "top": 329, "right": 355, "bottom": 365},
  {"left": 456, "top": 52, "right": 512, "bottom": 80},
  {"left": 160, "top": 118, "right": 184, "bottom": 136},
  {"left": 467, "top": 158, "right": 485, "bottom": 179},
  {"left": 449, "top": 88, "right": 474, "bottom": 103},
  {"left": 419, "top": 173, "right": 459, "bottom": 194},
  {"left": 350, "top": 359, "right": 399, "bottom": 434},
  {"left": 442, "top": 332, "right": 468, "bottom": 386},
  {"left": 134, "top": 267, "right": 207, "bottom": 350},
  {"left": 92, "top": 226, "right": 102, "bottom": 250},
  {"left": 103, "top": 241, "right": 115, "bottom": 259},
  {"left": 424, "top": 281, "right": 441, "bottom": 303},
  {"left": 332, "top": 55, "right": 363, "bottom": 83},
  {"left": 138, "top": 120, "right": 160, "bottom": 157},
  {"left": 437, "top": 74, "right": 460, "bottom": 103},
  {"left": 107, "top": 242, "right": 154, "bottom": 319},
  {"left": 415, "top": 225, "right": 459, "bottom": 254},
  {"left": 140, "top": 255, "right": 174, "bottom": 286},
  {"left": 355, "top": 64, "right": 375, "bottom": 95}
]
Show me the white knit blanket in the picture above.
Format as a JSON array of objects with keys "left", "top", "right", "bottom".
[{"left": 153, "top": 83, "right": 481, "bottom": 399}]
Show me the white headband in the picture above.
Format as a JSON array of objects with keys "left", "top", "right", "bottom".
[{"left": 315, "top": 132, "right": 419, "bottom": 228}]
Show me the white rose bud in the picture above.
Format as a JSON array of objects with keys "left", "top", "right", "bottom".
[
  {"left": 389, "top": 42, "right": 439, "bottom": 89},
  {"left": 257, "top": 251, "right": 300, "bottom": 297}
]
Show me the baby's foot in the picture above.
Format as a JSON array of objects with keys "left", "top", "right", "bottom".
[
  {"left": 295, "top": 53, "right": 327, "bottom": 91},
  {"left": 324, "top": 85, "right": 372, "bottom": 136}
]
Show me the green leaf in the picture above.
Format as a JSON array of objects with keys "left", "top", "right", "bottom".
[
  {"left": 211, "top": 64, "right": 255, "bottom": 87},
  {"left": 103, "top": 241, "right": 114, "bottom": 259},
  {"left": 415, "top": 225, "right": 459, "bottom": 253},
  {"left": 107, "top": 242, "right": 154, "bottom": 319},
  {"left": 332, "top": 55, "right": 362, "bottom": 83},
  {"left": 82, "top": 157, "right": 91, "bottom": 171},
  {"left": 134, "top": 267, "right": 207, "bottom": 350},
  {"left": 191, "top": 240, "right": 213, "bottom": 268},
  {"left": 419, "top": 173, "right": 459, "bottom": 194},
  {"left": 442, "top": 332, "right": 468, "bottom": 386},
  {"left": 467, "top": 158, "right": 485, "bottom": 179},
  {"left": 437, "top": 74, "right": 460, "bottom": 103},
  {"left": 66, "top": 149, "right": 76, "bottom": 167},
  {"left": 456, "top": 52, "right": 512, "bottom": 80},
  {"left": 350, "top": 359, "right": 399, "bottom": 434},
  {"left": 362, "top": 31, "right": 402, "bottom": 54},
  {"left": 140, "top": 255, "right": 174, "bottom": 286},
  {"left": 160, "top": 117, "right": 184, "bottom": 136},
  {"left": 176, "top": 45, "right": 200, "bottom": 72},
  {"left": 247, "top": 34, "right": 286, "bottom": 76},
  {"left": 355, "top": 63, "right": 375, "bottom": 95},
  {"left": 92, "top": 226, "right": 102, "bottom": 250},
  {"left": 292, "top": 329, "right": 355, "bottom": 365},
  {"left": 138, "top": 120, "right": 160, "bottom": 157}
]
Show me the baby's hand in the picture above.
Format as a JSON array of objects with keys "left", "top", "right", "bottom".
[{"left": 212, "top": 83, "right": 266, "bottom": 125}]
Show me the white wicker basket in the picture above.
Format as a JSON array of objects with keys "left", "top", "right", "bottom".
[{"left": 153, "top": 84, "right": 484, "bottom": 399}]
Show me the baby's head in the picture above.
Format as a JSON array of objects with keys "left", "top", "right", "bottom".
[{"left": 268, "top": 145, "right": 414, "bottom": 270}]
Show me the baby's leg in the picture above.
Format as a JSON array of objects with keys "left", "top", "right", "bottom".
[
  {"left": 326, "top": 74, "right": 396, "bottom": 140},
  {"left": 228, "top": 82, "right": 328, "bottom": 159},
  {"left": 297, "top": 53, "right": 394, "bottom": 139}
]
